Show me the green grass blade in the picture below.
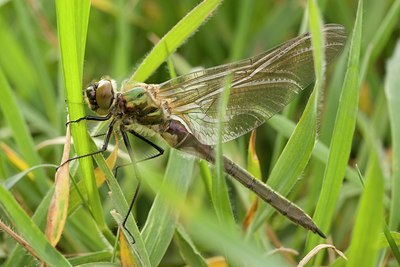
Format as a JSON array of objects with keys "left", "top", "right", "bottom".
[
  {"left": 357, "top": 109, "right": 399, "bottom": 264},
  {"left": 382, "top": 227, "right": 400, "bottom": 264},
  {"left": 306, "top": 0, "right": 363, "bottom": 255},
  {"left": 89, "top": 139, "right": 150, "bottom": 266},
  {"left": 384, "top": 40, "right": 400, "bottom": 229},
  {"left": 0, "top": 16, "right": 37, "bottom": 103},
  {"left": 56, "top": 0, "right": 107, "bottom": 234},
  {"left": 0, "top": 184, "right": 71, "bottom": 266},
  {"left": 175, "top": 225, "right": 208, "bottom": 267},
  {"left": 0, "top": 67, "right": 49, "bottom": 196},
  {"left": 141, "top": 150, "right": 195, "bottom": 266},
  {"left": 308, "top": 0, "right": 325, "bottom": 82},
  {"left": 359, "top": 0, "right": 400, "bottom": 82},
  {"left": 269, "top": 114, "right": 360, "bottom": 185},
  {"left": 246, "top": 0, "right": 324, "bottom": 235},
  {"left": 68, "top": 251, "right": 114, "bottom": 265},
  {"left": 214, "top": 76, "right": 235, "bottom": 227},
  {"left": 248, "top": 91, "right": 317, "bottom": 232},
  {"left": 185, "top": 204, "right": 287, "bottom": 267},
  {"left": 4, "top": 182, "right": 57, "bottom": 266},
  {"left": 111, "top": 0, "right": 134, "bottom": 79},
  {"left": 2, "top": 164, "right": 57, "bottom": 190},
  {"left": 128, "top": 0, "right": 222, "bottom": 83},
  {"left": 346, "top": 153, "right": 384, "bottom": 267},
  {"left": 229, "top": 0, "right": 254, "bottom": 60},
  {"left": 12, "top": 0, "right": 58, "bottom": 126}
]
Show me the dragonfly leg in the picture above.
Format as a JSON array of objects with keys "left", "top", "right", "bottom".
[
  {"left": 66, "top": 113, "right": 112, "bottom": 126},
  {"left": 120, "top": 127, "right": 140, "bottom": 243},
  {"left": 113, "top": 131, "right": 164, "bottom": 185},
  {"left": 128, "top": 129, "right": 164, "bottom": 161},
  {"left": 58, "top": 119, "right": 116, "bottom": 168},
  {"left": 92, "top": 132, "right": 107, "bottom": 138}
]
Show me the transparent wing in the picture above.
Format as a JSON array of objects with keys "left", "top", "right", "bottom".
[{"left": 158, "top": 24, "right": 346, "bottom": 145}]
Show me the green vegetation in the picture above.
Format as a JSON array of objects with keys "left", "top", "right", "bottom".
[{"left": 0, "top": 0, "right": 399, "bottom": 266}]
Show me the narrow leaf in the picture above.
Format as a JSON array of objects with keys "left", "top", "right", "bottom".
[
  {"left": 175, "top": 225, "right": 208, "bottom": 267},
  {"left": 45, "top": 121, "right": 71, "bottom": 246},
  {"left": 120, "top": 228, "right": 137, "bottom": 267},
  {"left": 0, "top": 185, "right": 71, "bottom": 266},
  {"left": 384, "top": 40, "right": 400, "bottom": 229},
  {"left": 129, "top": 0, "right": 222, "bottom": 83},
  {"left": 346, "top": 153, "right": 384, "bottom": 266},
  {"left": 306, "top": 0, "right": 363, "bottom": 252},
  {"left": 141, "top": 150, "right": 195, "bottom": 266},
  {"left": 0, "top": 142, "right": 34, "bottom": 180}
]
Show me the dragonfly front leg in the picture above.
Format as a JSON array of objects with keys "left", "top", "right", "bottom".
[
  {"left": 58, "top": 118, "right": 116, "bottom": 168},
  {"left": 119, "top": 126, "right": 141, "bottom": 243},
  {"left": 66, "top": 112, "right": 113, "bottom": 126}
]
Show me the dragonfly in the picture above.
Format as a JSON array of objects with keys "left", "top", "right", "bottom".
[{"left": 66, "top": 24, "right": 346, "bottom": 238}]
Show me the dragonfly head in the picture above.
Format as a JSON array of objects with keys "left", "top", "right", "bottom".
[{"left": 85, "top": 78, "right": 116, "bottom": 115}]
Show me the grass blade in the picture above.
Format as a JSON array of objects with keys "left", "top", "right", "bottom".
[
  {"left": 346, "top": 153, "right": 384, "bottom": 266},
  {"left": 12, "top": 0, "right": 58, "bottom": 126},
  {"left": 247, "top": 0, "right": 325, "bottom": 235},
  {"left": 141, "top": 150, "right": 195, "bottom": 266},
  {"left": 90, "top": 138, "right": 151, "bottom": 267},
  {"left": 128, "top": 0, "right": 222, "bottom": 83},
  {"left": 359, "top": 0, "right": 400, "bottom": 82},
  {"left": 384, "top": 40, "right": 400, "bottom": 229},
  {"left": 306, "top": 0, "right": 363, "bottom": 255},
  {"left": 175, "top": 225, "right": 208, "bottom": 267},
  {"left": 0, "top": 184, "right": 71, "bottom": 266},
  {"left": 214, "top": 76, "right": 235, "bottom": 227},
  {"left": 56, "top": 0, "right": 108, "bottom": 236},
  {"left": 0, "top": 67, "right": 49, "bottom": 197},
  {"left": 45, "top": 124, "right": 71, "bottom": 246}
]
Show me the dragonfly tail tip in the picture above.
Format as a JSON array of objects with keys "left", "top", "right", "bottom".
[{"left": 315, "top": 228, "right": 327, "bottom": 239}]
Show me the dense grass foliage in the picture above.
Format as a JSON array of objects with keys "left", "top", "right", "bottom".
[{"left": 0, "top": 0, "right": 399, "bottom": 266}]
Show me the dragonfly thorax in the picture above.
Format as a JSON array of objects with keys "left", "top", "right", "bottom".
[
  {"left": 118, "top": 84, "right": 166, "bottom": 127},
  {"left": 122, "top": 87, "right": 148, "bottom": 107},
  {"left": 85, "top": 78, "right": 117, "bottom": 116}
]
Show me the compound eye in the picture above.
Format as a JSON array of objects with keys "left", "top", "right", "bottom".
[
  {"left": 95, "top": 79, "right": 115, "bottom": 114},
  {"left": 85, "top": 84, "right": 97, "bottom": 103}
]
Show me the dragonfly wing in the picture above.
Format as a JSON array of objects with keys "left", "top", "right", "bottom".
[{"left": 158, "top": 24, "right": 346, "bottom": 145}]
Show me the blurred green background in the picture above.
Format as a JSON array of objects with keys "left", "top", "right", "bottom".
[{"left": 0, "top": 0, "right": 399, "bottom": 266}]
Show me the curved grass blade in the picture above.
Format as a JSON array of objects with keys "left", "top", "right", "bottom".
[
  {"left": 56, "top": 0, "right": 109, "bottom": 238},
  {"left": 12, "top": 0, "right": 57, "bottom": 125},
  {"left": 384, "top": 40, "right": 400, "bottom": 229},
  {"left": 175, "top": 225, "right": 208, "bottom": 267},
  {"left": 359, "top": 0, "right": 400, "bottom": 82},
  {"left": 90, "top": 137, "right": 151, "bottom": 267},
  {"left": 141, "top": 149, "right": 195, "bottom": 266},
  {"left": 346, "top": 152, "right": 384, "bottom": 267},
  {"left": 305, "top": 0, "right": 363, "bottom": 255},
  {"left": 45, "top": 123, "right": 71, "bottom": 246},
  {"left": 0, "top": 184, "right": 71, "bottom": 266},
  {"left": 384, "top": 40, "right": 400, "bottom": 264},
  {"left": 213, "top": 76, "right": 235, "bottom": 228},
  {"left": 357, "top": 111, "right": 400, "bottom": 264},
  {"left": 2, "top": 164, "right": 58, "bottom": 190},
  {"left": 246, "top": 0, "right": 325, "bottom": 235},
  {"left": 0, "top": 66, "right": 49, "bottom": 196},
  {"left": 129, "top": 0, "right": 222, "bottom": 83}
]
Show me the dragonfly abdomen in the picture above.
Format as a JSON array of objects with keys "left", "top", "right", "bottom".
[
  {"left": 221, "top": 155, "right": 325, "bottom": 238},
  {"left": 164, "top": 119, "right": 326, "bottom": 237}
]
